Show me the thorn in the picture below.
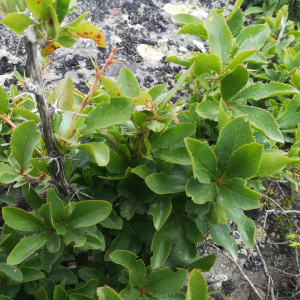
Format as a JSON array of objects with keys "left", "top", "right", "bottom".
[{"left": 89, "top": 55, "right": 99, "bottom": 71}]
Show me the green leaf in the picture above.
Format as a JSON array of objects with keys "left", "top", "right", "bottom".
[
  {"left": 77, "top": 142, "right": 109, "bottom": 166},
  {"left": 225, "top": 143, "right": 263, "bottom": 180},
  {"left": 148, "top": 196, "right": 172, "bottom": 230},
  {"left": 166, "top": 56, "right": 193, "bottom": 68},
  {"left": 54, "top": 0, "right": 70, "bottom": 23},
  {"left": 66, "top": 12, "right": 88, "bottom": 28},
  {"left": 79, "top": 268, "right": 104, "bottom": 286},
  {"left": 35, "top": 287, "right": 49, "bottom": 300},
  {"left": 57, "top": 35, "right": 76, "bottom": 48},
  {"left": 11, "top": 121, "right": 40, "bottom": 170},
  {"left": 256, "top": 153, "right": 295, "bottom": 177},
  {"left": 171, "top": 13, "right": 202, "bottom": 26},
  {"left": 218, "top": 178, "right": 261, "bottom": 210},
  {"left": 48, "top": 77, "right": 74, "bottom": 111},
  {"left": 106, "top": 151, "right": 127, "bottom": 174},
  {"left": 226, "top": 50, "right": 257, "bottom": 70},
  {"left": 191, "top": 53, "right": 221, "bottom": 76},
  {"left": 181, "top": 216, "right": 204, "bottom": 243},
  {"left": 174, "top": 226, "right": 197, "bottom": 262},
  {"left": 186, "top": 269, "right": 207, "bottom": 300},
  {"left": 233, "top": 82, "right": 298, "bottom": 102},
  {"left": 47, "top": 189, "right": 64, "bottom": 223},
  {"left": 0, "top": 86, "right": 8, "bottom": 114},
  {"left": 69, "top": 294, "right": 94, "bottom": 300},
  {"left": 85, "top": 98, "right": 134, "bottom": 131},
  {"left": 0, "top": 263, "right": 23, "bottom": 282},
  {"left": 68, "top": 200, "right": 112, "bottom": 228},
  {"left": 218, "top": 99, "right": 230, "bottom": 132},
  {"left": 215, "top": 116, "right": 255, "bottom": 172},
  {"left": 101, "top": 76, "right": 124, "bottom": 98},
  {"left": 152, "top": 123, "right": 196, "bottom": 150},
  {"left": 99, "top": 210, "right": 123, "bottom": 229},
  {"left": 232, "top": 105, "right": 284, "bottom": 143},
  {"left": 208, "top": 221, "right": 238, "bottom": 261},
  {"left": 226, "top": 208, "right": 255, "bottom": 248},
  {"left": 7, "top": 233, "right": 48, "bottom": 265},
  {"left": 196, "top": 100, "right": 218, "bottom": 120},
  {"left": 147, "top": 120, "right": 166, "bottom": 133},
  {"left": 41, "top": 243, "right": 64, "bottom": 273},
  {"left": 110, "top": 250, "right": 146, "bottom": 288},
  {"left": 97, "top": 287, "right": 122, "bottom": 300},
  {"left": 0, "top": 163, "right": 19, "bottom": 184},
  {"left": 47, "top": 231, "right": 60, "bottom": 253},
  {"left": 203, "top": 9, "right": 232, "bottom": 65},
  {"left": 68, "top": 279, "right": 98, "bottom": 297},
  {"left": 151, "top": 218, "right": 179, "bottom": 269},
  {"left": 186, "top": 178, "right": 217, "bottom": 204},
  {"left": 291, "top": 73, "right": 300, "bottom": 91},
  {"left": 244, "top": 7, "right": 265, "bottom": 15},
  {"left": 0, "top": 13, "right": 34, "bottom": 34},
  {"left": 236, "top": 25, "right": 270, "bottom": 49},
  {"left": 48, "top": 266, "right": 77, "bottom": 284},
  {"left": 53, "top": 285, "right": 67, "bottom": 300},
  {"left": 12, "top": 108, "right": 41, "bottom": 123},
  {"left": 104, "top": 228, "right": 131, "bottom": 261},
  {"left": 185, "top": 201, "right": 211, "bottom": 215},
  {"left": 120, "top": 199, "right": 140, "bottom": 220},
  {"left": 206, "top": 202, "right": 226, "bottom": 225},
  {"left": 0, "top": 194, "right": 17, "bottom": 206},
  {"left": 149, "top": 83, "right": 168, "bottom": 102},
  {"left": 22, "top": 185, "right": 46, "bottom": 213},
  {"left": 68, "top": 22, "right": 105, "bottom": 47},
  {"left": 2, "top": 207, "right": 46, "bottom": 232},
  {"left": 147, "top": 268, "right": 187, "bottom": 295},
  {"left": 177, "top": 23, "right": 208, "bottom": 39},
  {"left": 226, "top": 8, "right": 243, "bottom": 37},
  {"left": 20, "top": 266, "right": 45, "bottom": 282},
  {"left": 146, "top": 171, "right": 188, "bottom": 194},
  {"left": 117, "top": 67, "right": 140, "bottom": 98},
  {"left": 185, "top": 255, "right": 216, "bottom": 272},
  {"left": 46, "top": 5, "right": 59, "bottom": 40},
  {"left": 26, "top": 0, "right": 50, "bottom": 20},
  {"left": 221, "top": 65, "right": 248, "bottom": 100},
  {"left": 277, "top": 95, "right": 300, "bottom": 129},
  {"left": 152, "top": 147, "right": 191, "bottom": 165},
  {"left": 156, "top": 67, "right": 193, "bottom": 109},
  {"left": 185, "top": 138, "right": 218, "bottom": 183},
  {"left": 0, "top": 296, "right": 14, "bottom": 300}
]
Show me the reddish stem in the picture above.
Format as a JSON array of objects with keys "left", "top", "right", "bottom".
[
  {"left": 0, "top": 114, "right": 16, "bottom": 128},
  {"left": 65, "top": 46, "right": 118, "bottom": 140}
]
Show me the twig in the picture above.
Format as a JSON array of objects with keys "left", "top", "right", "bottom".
[
  {"left": 277, "top": 17, "right": 285, "bottom": 46},
  {"left": 294, "top": 246, "right": 300, "bottom": 277},
  {"left": 23, "top": 25, "right": 74, "bottom": 195},
  {"left": 210, "top": 244, "right": 263, "bottom": 300},
  {"left": 255, "top": 241, "right": 275, "bottom": 300},
  {"left": 269, "top": 266, "right": 300, "bottom": 277},
  {"left": 64, "top": 46, "right": 119, "bottom": 140},
  {"left": 0, "top": 113, "right": 43, "bottom": 157},
  {"left": 261, "top": 194, "right": 287, "bottom": 215}
]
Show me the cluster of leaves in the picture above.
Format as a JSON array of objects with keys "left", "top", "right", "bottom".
[
  {"left": 1, "top": 0, "right": 300, "bottom": 299},
  {"left": 0, "top": 0, "right": 105, "bottom": 57},
  {"left": 242, "top": 0, "right": 300, "bottom": 23}
]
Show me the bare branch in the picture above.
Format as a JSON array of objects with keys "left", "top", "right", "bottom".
[
  {"left": 255, "top": 241, "right": 275, "bottom": 300},
  {"left": 23, "top": 25, "right": 74, "bottom": 195}
]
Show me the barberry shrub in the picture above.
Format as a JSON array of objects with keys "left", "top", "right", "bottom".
[{"left": 0, "top": 0, "right": 300, "bottom": 299}]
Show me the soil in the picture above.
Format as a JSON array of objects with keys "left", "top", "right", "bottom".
[{"left": 1, "top": 0, "right": 300, "bottom": 299}]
